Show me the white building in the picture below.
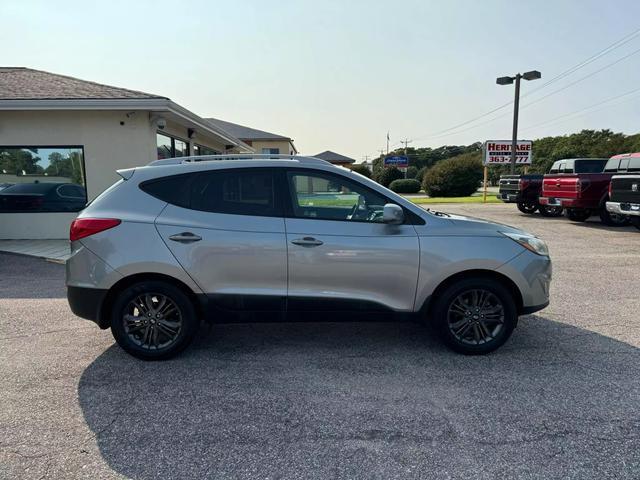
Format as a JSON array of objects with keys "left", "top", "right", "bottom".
[{"left": 0, "top": 67, "right": 252, "bottom": 239}]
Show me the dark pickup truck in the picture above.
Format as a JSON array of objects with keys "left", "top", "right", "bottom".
[
  {"left": 497, "top": 158, "right": 605, "bottom": 217},
  {"left": 539, "top": 155, "right": 630, "bottom": 226},
  {"left": 606, "top": 153, "right": 640, "bottom": 231}
]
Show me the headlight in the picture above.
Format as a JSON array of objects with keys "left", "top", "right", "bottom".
[{"left": 501, "top": 231, "right": 549, "bottom": 256}]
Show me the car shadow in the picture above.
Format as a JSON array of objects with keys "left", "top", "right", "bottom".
[{"left": 78, "top": 317, "right": 640, "bottom": 479}]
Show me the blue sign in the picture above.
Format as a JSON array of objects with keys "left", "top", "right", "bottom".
[{"left": 384, "top": 155, "right": 408, "bottom": 167}]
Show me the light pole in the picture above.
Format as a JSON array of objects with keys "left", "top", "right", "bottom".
[{"left": 497, "top": 70, "right": 541, "bottom": 174}]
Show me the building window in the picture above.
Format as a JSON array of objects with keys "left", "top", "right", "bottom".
[
  {"left": 262, "top": 148, "right": 280, "bottom": 155},
  {"left": 0, "top": 146, "right": 87, "bottom": 212},
  {"left": 156, "top": 133, "right": 190, "bottom": 159},
  {"left": 194, "top": 144, "right": 220, "bottom": 156}
]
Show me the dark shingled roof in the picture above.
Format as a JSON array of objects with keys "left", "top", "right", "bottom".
[
  {"left": 0, "top": 67, "right": 166, "bottom": 100},
  {"left": 206, "top": 117, "right": 291, "bottom": 141},
  {"left": 314, "top": 150, "right": 356, "bottom": 164}
]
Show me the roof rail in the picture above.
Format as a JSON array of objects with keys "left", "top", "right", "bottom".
[{"left": 148, "top": 154, "right": 330, "bottom": 167}]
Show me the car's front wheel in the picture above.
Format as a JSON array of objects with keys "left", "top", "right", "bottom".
[
  {"left": 599, "top": 205, "right": 629, "bottom": 227},
  {"left": 631, "top": 217, "right": 640, "bottom": 231},
  {"left": 432, "top": 278, "right": 518, "bottom": 355},
  {"left": 110, "top": 281, "right": 199, "bottom": 360}
]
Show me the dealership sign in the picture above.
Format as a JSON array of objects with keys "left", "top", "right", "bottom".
[
  {"left": 483, "top": 140, "right": 532, "bottom": 165},
  {"left": 384, "top": 155, "right": 409, "bottom": 167}
]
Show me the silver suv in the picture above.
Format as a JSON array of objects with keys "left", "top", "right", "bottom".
[{"left": 66, "top": 155, "right": 551, "bottom": 359}]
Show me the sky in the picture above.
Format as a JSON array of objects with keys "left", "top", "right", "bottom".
[{"left": 2, "top": 0, "right": 639, "bottom": 161}]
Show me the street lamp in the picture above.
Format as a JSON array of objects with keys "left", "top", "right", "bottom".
[{"left": 497, "top": 70, "right": 541, "bottom": 173}]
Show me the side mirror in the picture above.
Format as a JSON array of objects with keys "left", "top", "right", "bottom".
[{"left": 382, "top": 203, "right": 404, "bottom": 224}]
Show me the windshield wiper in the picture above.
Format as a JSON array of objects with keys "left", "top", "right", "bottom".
[{"left": 425, "top": 208, "right": 451, "bottom": 217}]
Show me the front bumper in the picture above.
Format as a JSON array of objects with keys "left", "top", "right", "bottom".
[
  {"left": 606, "top": 201, "right": 640, "bottom": 217},
  {"left": 497, "top": 192, "right": 519, "bottom": 203},
  {"left": 496, "top": 250, "right": 552, "bottom": 315}
]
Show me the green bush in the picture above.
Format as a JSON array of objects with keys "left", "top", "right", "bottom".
[
  {"left": 389, "top": 179, "right": 421, "bottom": 193},
  {"left": 416, "top": 166, "right": 429, "bottom": 184},
  {"left": 405, "top": 166, "right": 418, "bottom": 179},
  {"left": 422, "top": 152, "right": 483, "bottom": 197},
  {"left": 350, "top": 163, "right": 372, "bottom": 178},
  {"left": 375, "top": 166, "right": 404, "bottom": 187}
]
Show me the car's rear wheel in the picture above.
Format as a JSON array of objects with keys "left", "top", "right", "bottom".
[
  {"left": 517, "top": 201, "right": 537, "bottom": 214},
  {"left": 565, "top": 208, "right": 591, "bottom": 222},
  {"left": 432, "top": 278, "right": 517, "bottom": 355},
  {"left": 599, "top": 205, "right": 629, "bottom": 227},
  {"left": 110, "top": 281, "right": 198, "bottom": 360},
  {"left": 538, "top": 205, "right": 563, "bottom": 217}
]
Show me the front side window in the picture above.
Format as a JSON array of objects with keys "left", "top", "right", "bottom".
[
  {"left": 0, "top": 146, "right": 86, "bottom": 212},
  {"left": 191, "top": 169, "right": 279, "bottom": 217},
  {"left": 628, "top": 158, "right": 640, "bottom": 172},
  {"left": 287, "top": 171, "right": 388, "bottom": 223}
]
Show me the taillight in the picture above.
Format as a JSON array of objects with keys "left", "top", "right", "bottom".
[
  {"left": 519, "top": 178, "right": 529, "bottom": 190},
  {"left": 70, "top": 218, "right": 121, "bottom": 241},
  {"left": 608, "top": 181, "right": 612, "bottom": 198}
]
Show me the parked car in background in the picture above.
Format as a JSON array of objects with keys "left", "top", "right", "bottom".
[
  {"left": 66, "top": 154, "right": 551, "bottom": 360},
  {"left": 538, "top": 156, "right": 629, "bottom": 225},
  {"left": 0, "top": 182, "right": 86, "bottom": 212},
  {"left": 499, "top": 159, "right": 607, "bottom": 217},
  {"left": 606, "top": 153, "right": 640, "bottom": 231}
]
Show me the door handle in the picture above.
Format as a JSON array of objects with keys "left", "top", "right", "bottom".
[
  {"left": 169, "top": 232, "right": 202, "bottom": 244},
  {"left": 291, "top": 236, "right": 323, "bottom": 247}
]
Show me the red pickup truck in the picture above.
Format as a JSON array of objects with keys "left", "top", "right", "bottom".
[{"left": 539, "top": 155, "right": 630, "bottom": 226}]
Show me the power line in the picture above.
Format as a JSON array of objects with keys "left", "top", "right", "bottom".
[
  {"left": 407, "top": 27, "right": 640, "bottom": 144},
  {"left": 523, "top": 26, "right": 640, "bottom": 97},
  {"left": 520, "top": 86, "right": 640, "bottom": 132}
]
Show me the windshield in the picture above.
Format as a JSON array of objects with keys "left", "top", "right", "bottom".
[{"left": 574, "top": 159, "right": 606, "bottom": 173}]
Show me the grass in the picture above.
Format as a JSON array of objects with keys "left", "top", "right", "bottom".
[{"left": 405, "top": 195, "right": 501, "bottom": 204}]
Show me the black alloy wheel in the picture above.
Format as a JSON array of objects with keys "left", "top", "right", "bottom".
[
  {"left": 432, "top": 277, "right": 517, "bottom": 355},
  {"left": 110, "top": 281, "right": 198, "bottom": 360},
  {"left": 517, "top": 201, "right": 538, "bottom": 214},
  {"left": 538, "top": 205, "right": 563, "bottom": 217}
]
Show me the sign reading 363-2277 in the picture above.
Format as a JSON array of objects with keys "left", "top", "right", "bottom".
[{"left": 483, "top": 140, "right": 532, "bottom": 165}]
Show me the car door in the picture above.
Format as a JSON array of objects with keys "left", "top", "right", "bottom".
[
  {"left": 155, "top": 167, "right": 287, "bottom": 311},
  {"left": 284, "top": 169, "right": 420, "bottom": 312}
]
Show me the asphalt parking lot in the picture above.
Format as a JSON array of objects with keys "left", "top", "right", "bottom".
[{"left": 1, "top": 203, "right": 639, "bottom": 480}]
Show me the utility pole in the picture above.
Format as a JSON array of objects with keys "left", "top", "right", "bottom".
[
  {"left": 362, "top": 155, "right": 370, "bottom": 163},
  {"left": 386, "top": 131, "right": 390, "bottom": 155},
  {"left": 400, "top": 138, "right": 412, "bottom": 178}
]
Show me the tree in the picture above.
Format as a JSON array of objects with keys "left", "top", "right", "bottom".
[
  {"left": 422, "top": 152, "right": 483, "bottom": 197},
  {"left": 389, "top": 179, "right": 421, "bottom": 193},
  {"left": 375, "top": 166, "right": 404, "bottom": 187},
  {"left": 405, "top": 166, "right": 418, "bottom": 179},
  {"left": 350, "top": 163, "right": 372, "bottom": 178}
]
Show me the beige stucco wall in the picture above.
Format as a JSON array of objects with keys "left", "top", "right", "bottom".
[
  {"left": 248, "top": 140, "right": 295, "bottom": 155},
  {"left": 0, "top": 110, "right": 231, "bottom": 239}
]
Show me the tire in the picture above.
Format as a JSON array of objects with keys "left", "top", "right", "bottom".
[
  {"left": 565, "top": 208, "right": 591, "bottom": 222},
  {"left": 599, "top": 205, "right": 629, "bottom": 227},
  {"left": 538, "top": 205, "right": 563, "bottom": 217},
  {"left": 431, "top": 277, "right": 518, "bottom": 355},
  {"left": 517, "top": 201, "right": 538, "bottom": 214},
  {"left": 110, "top": 281, "right": 199, "bottom": 360},
  {"left": 631, "top": 217, "right": 640, "bottom": 231}
]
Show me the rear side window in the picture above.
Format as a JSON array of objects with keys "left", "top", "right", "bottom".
[
  {"left": 190, "top": 169, "right": 281, "bottom": 217},
  {"left": 549, "top": 161, "right": 561, "bottom": 174},
  {"left": 629, "top": 158, "right": 640, "bottom": 172},
  {"left": 604, "top": 158, "right": 620, "bottom": 172},
  {"left": 139, "top": 173, "right": 192, "bottom": 208},
  {"left": 574, "top": 159, "right": 607, "bottom": 173}
]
